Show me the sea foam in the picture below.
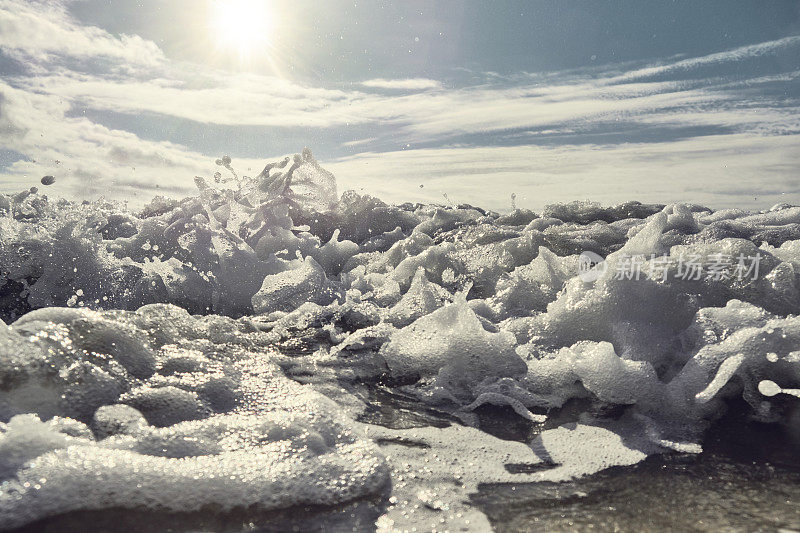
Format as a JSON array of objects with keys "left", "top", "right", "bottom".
[{"left": 2, "top": 150, "right": 800, "bottom": 529}]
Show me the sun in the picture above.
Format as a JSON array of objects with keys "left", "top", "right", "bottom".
[{"left": 210, "top": 0, "right": 275, "bottom": 61}]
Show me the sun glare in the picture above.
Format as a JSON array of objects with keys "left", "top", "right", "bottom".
[{"left": 210, "top": 0, "right": 275, "bottom": 61}]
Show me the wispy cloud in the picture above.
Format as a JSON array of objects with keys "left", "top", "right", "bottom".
[
  {"left": 0, "top": 78, "right": 209, "bottom": 201},
  {"left": 0, "top": 0, "right": 163, "bottom": 69},
  {"left": 0, "top": 0, "right": 797, "bottom": 211},
  {"left": 3, "top": 0, "right": 796, "bottom": 137},
  {"left": 14, "top": 62, "right": 798, "bottom": 138},
  {"left": 328, "top": 134, "right": 800, "bottom": 212},
  {"left": 615, "top": 35, "right": 800, "bottom": 83},
  {"left": 342, "top": 137, "right": 378, "bottom": 147},
  {"left": 360, "top": 78, "right": 441, "bottom": 90}
]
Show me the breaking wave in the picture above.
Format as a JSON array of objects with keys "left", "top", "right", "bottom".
[{"left": 2, "top": 149, "right": 800, "bottom": 530}]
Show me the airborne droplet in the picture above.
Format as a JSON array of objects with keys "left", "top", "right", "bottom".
[{"left": 758, "top": 380, "right": 782, "bottom": 397}]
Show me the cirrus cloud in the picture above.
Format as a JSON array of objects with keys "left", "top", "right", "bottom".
[{"left": 360, "top": 78, "right": 442, "bottom": 90}]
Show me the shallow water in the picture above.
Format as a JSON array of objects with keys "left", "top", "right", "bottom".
[
  {"left": 12, "top": 397, "right": 800, "bottom": 532},
  {"left": 474, "top": 407, "right": 800, "bottom": 532}
]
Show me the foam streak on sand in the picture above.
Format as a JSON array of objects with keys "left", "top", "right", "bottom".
[{"left": 2, "top": 150, "right": 800, "bottom": 530}]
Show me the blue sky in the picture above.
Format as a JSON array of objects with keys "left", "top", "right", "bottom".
[{"left": 0, "top": 0, "right": 798, "bottom": 211}]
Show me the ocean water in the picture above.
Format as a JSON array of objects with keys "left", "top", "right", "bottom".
[{"left": 2, "top": 150, "right": 800, "bottom": 531}]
